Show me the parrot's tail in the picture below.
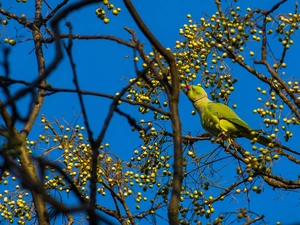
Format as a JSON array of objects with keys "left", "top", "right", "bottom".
[{"left": 242, "top": 130, "right": 300, "bottom": 156}]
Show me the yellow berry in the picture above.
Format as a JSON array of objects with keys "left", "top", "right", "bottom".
[{"left": 103, "top": 18, "right": 110, "bottom": 24}]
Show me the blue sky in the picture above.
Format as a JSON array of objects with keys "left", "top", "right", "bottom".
[{"left": 0, "top": 0, "right": 299, "bottom": 224}]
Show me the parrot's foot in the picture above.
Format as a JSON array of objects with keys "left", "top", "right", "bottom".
[
  {"left": 217, "top": 131, "right": 229, "bottom": 141},
  {"left": 225, "top": 143, "right": 234, "bottom": 153}
]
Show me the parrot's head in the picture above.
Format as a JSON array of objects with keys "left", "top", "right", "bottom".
[{"left": 186, "top": 85, "right": 207, "bottom": 102}]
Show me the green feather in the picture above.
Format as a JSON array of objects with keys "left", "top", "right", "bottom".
[
  {"left": 186, "top": 85, "right": 299, "bottom": 155},
  {"left": 207, "top": 102, "right": 251, "bottom": 131}
]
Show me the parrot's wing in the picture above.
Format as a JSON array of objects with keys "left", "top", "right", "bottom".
[
  {"left": 207, "top": 102, "right": 251, "bottom": 130},
  {"left": 206, "top": 103, "right": 300, "bottom": 156}
]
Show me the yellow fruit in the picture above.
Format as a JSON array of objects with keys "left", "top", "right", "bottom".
[
  {"left": 103, "top": 18, "right": 110, "bottom": 24},
  {"left": 9, "top": 39, "right": 16, "bottom": 46},
  {"left": 112, "top": 9, "right": 118, "bottom": 15}
]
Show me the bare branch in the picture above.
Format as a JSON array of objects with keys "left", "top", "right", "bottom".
[
  {"left": 43, "top": 33, "right": 135, "bottom": 48},
  {"left": 123, "top": 2, "right": 182, "bottom": 225},
  {"left": 0, "top": 75, "right": 170, "bottom": 116},
  {"left": 43, "top": 0, "right": 69, "bottom": 23}
]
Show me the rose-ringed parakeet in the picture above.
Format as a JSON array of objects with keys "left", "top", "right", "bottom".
[{"left": 186, "top": 85, "right": 299, "bottom": 155}]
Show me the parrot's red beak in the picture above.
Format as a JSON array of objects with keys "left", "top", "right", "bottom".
[{"left": 186, "top": 84, "right": 191, "bottom": 90}]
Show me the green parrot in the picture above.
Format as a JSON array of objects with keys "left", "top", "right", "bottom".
[{"left": 186, "top": 84, "right": 299, "bottom": 155}]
